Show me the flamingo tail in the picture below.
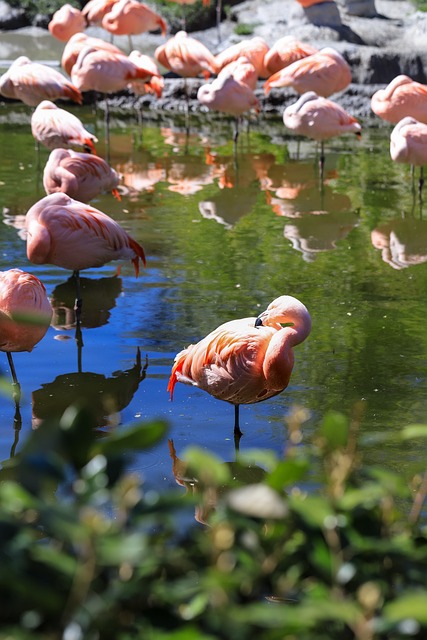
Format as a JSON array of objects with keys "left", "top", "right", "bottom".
[{"left": 64, "top": 83, "right": 83, "bottom": 104}]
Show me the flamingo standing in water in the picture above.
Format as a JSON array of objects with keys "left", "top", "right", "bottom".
[
  {"left": 48, "top": 4, "right": 86, "bottom": 42},
  {"left": 43, "top": 149, "right": 121, "bottom": 202},
  {"left": 0, "top": 269, "right": 52, "bottom": 404},
  {"left": 263, "top": 47, "right": 351, "bottom": 97},
  {"left": 168, "top": 295, "right": 311, "bottom": 443},
  {"left": 371, "top": 75, "right": 427, "bottom": 125},
  {"left": 283, "top": 91, "right": 361, "bottom": 178},
  {"left": 0, "top": 56, "right": 82, "bottom": 106},
  {"left": 25, "top": 192, "right": 146, "bottom": 320},
  {"left": 31, "top": 100, "right": 98, "bottom": 152},
  {"left": 390, "top": 116, "right": 427, "bottom": 195}
]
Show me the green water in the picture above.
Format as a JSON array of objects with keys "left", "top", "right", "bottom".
[{"left": 0, "top": 101, "right": 426, "bottom": 490}]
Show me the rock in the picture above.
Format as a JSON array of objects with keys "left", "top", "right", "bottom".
[{"left": 0, "top": 0, "right": 29, "bottom": 30}]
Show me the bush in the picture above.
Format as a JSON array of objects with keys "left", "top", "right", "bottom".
[{"left": 1, "top": 402, "right": 427, "bottom": 639}]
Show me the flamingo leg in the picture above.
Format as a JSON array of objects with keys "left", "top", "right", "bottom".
[
  {"left": 128, "top": 34, "right": 134, "bottom": 52},
  {"left": 10, "top": 402, "right": 22, "bottom": 458},
  {"left": 181, "top": 3, "right": 186, "bottom": 30},
  {"left": 319, "top": 140, "right": 325, "bottom": 182},
  {"left": 104, "top": 98, "right": 111, "bottom": 164},
  {"left": 419, "top": 166, "right": 424, "bottom": 197},
  {"left": 216, "top": 0, "right": 223, "bottom": 43},
  {"left": 7, "top": 351, "right": 21, "bottom": 404},
  {"left": 234, "top": 404, "right": 242, "bottom": 451}
]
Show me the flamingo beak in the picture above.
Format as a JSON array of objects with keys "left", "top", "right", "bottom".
[{"left": 255, "top": 317, "right": 263, "bottom": 327}]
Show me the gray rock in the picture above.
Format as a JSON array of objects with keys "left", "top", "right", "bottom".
[{"left": 0, "top": 0, "right": 29, "bottom": 30}]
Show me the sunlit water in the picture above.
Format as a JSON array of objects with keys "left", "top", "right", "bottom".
[{"left": 1, "top": 93, "right": 427, "bottom": 495}]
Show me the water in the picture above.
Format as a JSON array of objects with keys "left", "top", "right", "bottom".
[{"left": 1, "top": 96, "right": 427, "bottom": 494}]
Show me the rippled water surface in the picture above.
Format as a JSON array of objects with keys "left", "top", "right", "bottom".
[{"left": 1, "top": 96, "right": 427, "bottom": 492}]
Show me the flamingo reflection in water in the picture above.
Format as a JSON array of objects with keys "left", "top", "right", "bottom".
[
  {"left": 168, "top": 439, "right": 267, "bottom": 522},
  {"left": 168, "top": 296, "right": 311, "bottom": 446},
  {"left": 371, "top": 218, "right": 427, "bottom": 270},
  {"left": 32, "top": 348, "right": 148, "bottom": 431}
]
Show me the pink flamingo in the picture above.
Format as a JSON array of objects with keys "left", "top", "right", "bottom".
[
  {"left": 390, "top": 116, "right": 427, "bottom": 194},
  {"left": 283, "top": 91, "right": 361, "bottom": 177},
  {"left": 264, "top": 47, "right": 351, "bottom": 97},
  {"left": 48, "top": 4, "right": 86, "bottom": 42},
  {"left": 127, "top": 50, "right": 164, "bottom": 98},
  {"left": 371, "top": 75, "right": 427, "bottom": 125},
  {"left": 61, "top": 32, "right": 124, "bottom": 76},
  {"left": 155, "top": 31, "right": 217, "bottom": 79},
  {"left": 43, "top": 149, "right": 120, "bottom": 202},
  {"left": 31, "top": 100, "right": 98, "bottom": 153},
  {"left": 263, "top": 36, "right": 318, "bottom": 76},
  {"left": 0, "top": 269, "right": 52, "bottom": 403},
  {"left": 0, "top": 56, "right": 82, "bottom": 107},
  {"left": 82, "top": 0, "right": 120, "bottom": 25},
  {"left": 217, "top": 56, "right": 258, "bottom": 90},
  {"left": 25, "top": 192, "right": 146, "bottom": 316},
  {"left": 168, "top": 295, "right": 311, "bottom": 441},
  {"left": 102, "top": 0, "right": 167, "bottom": 50},
  {"left": 215, "top": 36, "right": 270, "bottom": 78}
]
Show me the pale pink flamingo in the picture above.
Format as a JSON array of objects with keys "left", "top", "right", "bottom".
[
  {"left": 43, "top": 149, "right": 120, "bottom": 202},
  {"left": 0, "top": 56, "right": 82, "bottom": 107},
  {"left": 264, "top": 47, "right": 351, "bottom": 97},
  {"left": 127, "top": 50, "right": 164, "bottom": 98},
  {"left": 155, "top": 31, "right": 217, "bottom": 79},
  {"left": 82, "top": 0, "right": 120, "bottom": 25},
  {"left": 215, "top": 36, "right": 270, "bottom": 78},
  {"left": 283, "top": 91, "right": 361, "bottom": 177},
  {"left": 217, "top": 56, "right": 258, "bottom": 90},
  {"left": 101, "top": 0, "right": 167, "bottom": 50},
  {"left": 25, "top": 192, "right": 146, "bottom": 317},
  {"left": 390, "top": 116, "right": 427, "bottom": 194},
  {"left": 197, "top": 71, "right": 260, "bottom": 143},
  {"left": 263, "top": 36, "right": 318, "bottom": 76},
  {"left": 62, "top": 32, "right": 124, "bottom": 76},
  {"left": 168, "top": 295, "right": 311, "bottom": 440},
  {"left": 31, "top": 100, "right": 98, "bottom": 153},
  {"left": 0, "top": 269, "right": 52, "bottom": 403},
  {"left": 371, "top": 75, "right": 427, "bottom": 125},
  {"left": 48, "top": 4, "right": 86, "bottom": 42}
]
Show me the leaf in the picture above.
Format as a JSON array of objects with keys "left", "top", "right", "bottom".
[
  {"left": 401, "top": 424, "right": 427, "bottom": 441},
  {"left": 94, "top": 420, "right": 168, "bottom": 457},
  {"left": 290, "top": 494, "right": 335, "bottom": 528},
  {"left": 267, "top": 458, "right": 309, "bottom": 490},
  {"left": 320, "top": 411, "right": 349, "bottom": 450},
  {"left": 384, "top": 591, "right": 427, "bottom": 624},
  {"left": 184, "top": 447, "right": 231, "bottom": 486}
]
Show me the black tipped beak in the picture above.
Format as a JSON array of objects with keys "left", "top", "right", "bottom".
[{"left": 255, "top": 317, "right": 263, "bottom": 328}]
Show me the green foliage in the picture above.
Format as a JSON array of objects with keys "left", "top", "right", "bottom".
[
  {"left": 233, "top": 23, "right": 256, "bottom": 35},
  {"left": 8, "top": 0, "right": 81, "bottom": 19},
  {"left": 1, "top": 404, "right": 427, "bottom": 638}
]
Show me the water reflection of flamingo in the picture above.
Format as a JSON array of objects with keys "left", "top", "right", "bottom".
[
  {"left": 32, "top": 348, "right": 148, "bottom": 430},
  {"left": 168, "top": 439, "right": 267, "bottom": 521},
  {"left": 371, "top": 218, "right": 427, "bottom": 269},
  {"left": 168, "top": 296, "right": 311, "bottom": 445},
  {"left": 43, "top": 149, "right": 120, "bottom": 202},
  {"left": 0, "top": 269, "right": 52, "bottom": 449}
]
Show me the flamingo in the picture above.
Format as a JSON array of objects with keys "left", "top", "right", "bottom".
[
  {"left": 390, "top": 116, "right": 427, "bottom": 195},
  {"left": 61, "top": 32, "right": 125, "bottom": 76},
  {"left": 31, "top": 100, "right": 98, "bottom": 153},
  {"left": 82, "top": 0, "right": 120, "bottom": 25},
  {"left": 127, "top": 50, "right": 164, "bottom": 98},
  {"left": 101, "top": 0, "right": 168, "bottom": 50},
  {"left": 0, "top": 56, "right": 82, "bottom": 107},
  {"left": 0, "top": 269, "right": 52, "bottom": 405},
  {"left": 283, "top": 91, "right": 361, "bottom": 178},
  {"left": 25, "top": 192, "right": 146, "bottom": 318},
  {"left": 155, "top": 31, "right": 217, "bottom": 79},
  {"left": 168, "top": 295, "right": 311, "bottom": 442},
  {"left": 215, "top": 36, "right": 270, "bottom": 78},
  {"left": 263, "top": 47, "right": 352, "bottom": 97},
  {"left": 48, "top": 4, "right": 86, "bottom": 42},
  {"left": 263, "top": 36, "right": 318, "bottom": 76},
  {"left": 371, "top": 75, "right": 427, "bottom": 125},
  {"left": 43, "top": 149, "right": 121, "bottom": 202},
  {"left": 217, "top": 56, "right": 258, "bottom": 91}
]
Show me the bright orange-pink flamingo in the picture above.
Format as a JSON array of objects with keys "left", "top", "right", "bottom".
[
  {"left": 82, "top": 0, "right": 119, "bottom": 25},
  {"left": 168, "top": 295, "right": 311, "bottom": 439},
  {"left": 62, "top": 32, "right": 124, "bottom": 76},
  {"left": 43, "top": 149, "right": 120, "bottom": 202},
  {"left": 26, "top": 192, "right": 146, "bottom": 315},
  {"left": 155, "top": 31, "right": 217, "bottom": 79},
  {"left": 283, "top": 91, "right": 361, "bottom": 177},
  {"left": 215, "top": 36, "right": 270, "bottom": 78},
  {"left": 0, "top": 56, "right": 82, "bottom": 106},
  {"left": 371, "top": 75, "right": 427, "bottom": 125},
  {"left": 127, "top": 50, "right": 164, "bottom": 98},
  {"left": 48, "top": 4, "right": 86, "bottom": 42},
  {"left": 102, "top": 0, "right": 167, "bottom": 50},
  {"left": 0, "top": 269, "right": 52, "bottom": 402},
  {"left": 264, "top": 47, "right": 351, "bottom": 97},
  {"left": 31, "top": 100, "right": 97, "bottom": 153},
  {"left": 390, "top": 116, "right": 427, "bottom": 194},
  {"left": 263, "top": 36, "right": 318, "bottom": 76}
]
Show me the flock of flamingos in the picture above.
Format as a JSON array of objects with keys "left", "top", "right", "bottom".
[{"left": 0, "top": 0, "right": 426, "bottom": 438}]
